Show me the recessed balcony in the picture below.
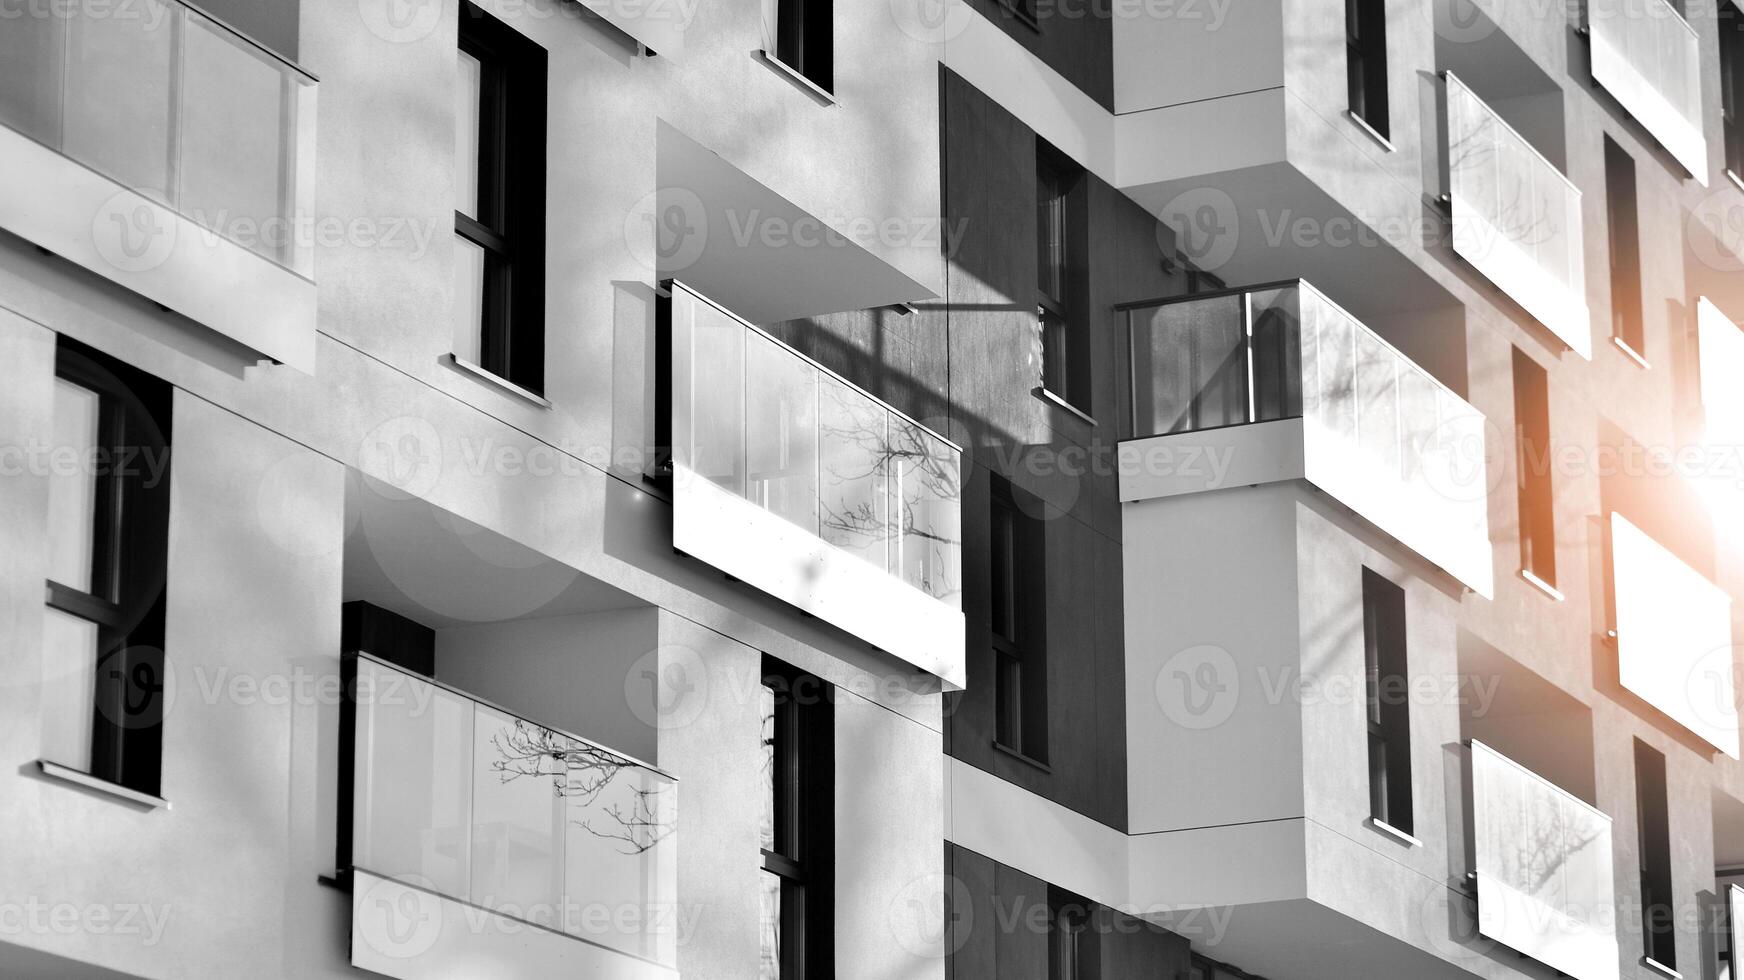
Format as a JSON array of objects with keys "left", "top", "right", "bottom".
[
  {"left": 1118, "top": 280, "right": 1494, "bottom": 598},
  {"left": 0, "top": 0, "right": 317, "bottom": 371},
  {"left": 1443, "top": 71, "right": 1589, "bottom": 358},
  {"left": 659, "top": 281, "right": 965, "bottom": 688},
  {"left": 348, "top": 655, "right": 678, "bottom": 980},
  {"left": 1586, "top": 0, "right": 1707, "bottom": 183}
]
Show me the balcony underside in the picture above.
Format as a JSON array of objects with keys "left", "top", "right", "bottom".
[{"left": 0, "top": 124, "right": 316, "bottom": 373}]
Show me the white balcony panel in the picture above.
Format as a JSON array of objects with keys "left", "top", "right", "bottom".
[
  {"left": 350, "top": 870, "right": 678, "bottom": 980},
  {"left": 1121, "top": 283, "right": 1494, "bottom": 597},
  {"left": 576, "top": 0, "right": 686, "bottom": 58},
  {"left": 1445, "top": 73, "right": 1590, "bottom": 357},
  {"left": 352, "top": 657, "right": 680, "bottom": 971},
  {"left": 666, "top": 281, "right": 966, "bottom": 688},
  {"left": 1699, "top": 298, "right": 1744, "bottom": 446},
  {"left": 1610, "top": 513, "right": 1739, "bottom": 758},
  {"left": 1587, "top": 0, "right": 1708, "bottom": 184},
  {"left": 1471, "top": 740, "right": 1619, "bottom": 980},
  {"left": 0, "top": 124, "right": 316, "bottom": 372}
]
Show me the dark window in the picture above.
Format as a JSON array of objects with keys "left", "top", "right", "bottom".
[
  {"left": 1362, "top": 568, "right": 1412, "bottom": 834},
  {"left": 1512, "top": 348, "right": 1556, "bottom": 588},
  {"left": 1049, "top": 888, "right": 1098, "bottom": 980},
  {"left": 992, "top": 477, "right": 1049, "bottom": 763},
  {"left": 1037, "top": 143, "right": 1089, "bottom": 412},
  {"left": 775, "top": 0, "right": 832, "bottom": 93},
  {"left": 1346, "top": 0, "right": 1389, "bottom": 139},
  {"left": 1723, "top": 3, "right": 1744, "bottom": 177},
  {"left": 1605, "top": 137, "right": 1644, "bottom": 357},
  {"left": 454, "top": 1, "right": 547, "bottom": 393},
  {"left": 997, "top": 0, "right": 1039, "bottom": 26},
  {"left": 1635, "top": 739, "right": 1676, "bottom": 970},
  {"left": 43, "top": 337, "right": 172, "bottom": 797},
  {"left": 760, "top": 658, "right": 834, "bottom": 979}
]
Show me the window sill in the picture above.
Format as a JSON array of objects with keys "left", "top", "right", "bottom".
[
  {"left": 1032, "top": 386, "right": 1095, "bottom": 426},
  {"left": 993, "top": 740, "right": 1053, "bottom": 773},
  {"left": 1728, "top": 169, "right": 1744, "bottom": 196},
  {"left": 994, "top": 0, "right": 1041, "bottom": 32},
  {"left": 36, "top": 760, "right": 169, "bottom": 810},
  {"left": 1365, "top": 817, "right": 1421, "bottom": 848},
  {"left": 1346, "top": 111, "right": 1396, "bottom": 153},
  {"left": 755, "top": 50, "right": 836, "bottom": 106},
  {"left": 443, "top": 353, "right": 552, "bottom": 408},
  {"left": 1642, "top": 957, "right": 1683, "bottom": 980},
  {"left": 1519, "top": 568, "right": 1565, "bottom": 603},
  {"left": 1611, "top": 336, "right": 1651, "bottom": 370}
]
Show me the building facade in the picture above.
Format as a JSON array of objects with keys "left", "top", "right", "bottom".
[{"left": 3, "top": 0, "right": 1744, "bottom": 979}]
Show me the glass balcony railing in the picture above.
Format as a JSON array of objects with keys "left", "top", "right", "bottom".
[
  {"left": 0, "top": 0, "right": 317, "bottom": 275},
  {"left": 351, "top": 655, "right": 678, "bottom": 968},
  {"left": 667, "top": 280, "right": 962, "bottom": 609},
  {"left": 1445, "top": 72, "right": 1588, "bottom": 356},
  {"left": 1470, "top": 740, "right": 1617, "bottom": 980},
  {"left": 1126, "top": 281, "right": 1492, "bottom": 593},
  {"left": 1587, "top": 0, "right": 1706, "bottom": 182}
]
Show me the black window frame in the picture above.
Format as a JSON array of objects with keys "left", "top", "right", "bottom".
[
  {"left": 774, "top": 0, "right": 833, "bottom": 93},
  {"left": 1635, "top": 738, "right": 1676, "bottom": 971},
  {"left": 456, "top": 1, "right": 547, "bottom": 393},
  {"left": 1604, "top": 137, "right": 1645, "bottom": 358},
  {"left": 1362, "top": 568, "right": 1412, "bottom": 835},
  {"left": 991, "top": 476, "right": 1049, "bottom": 765},
  {"left": 1723, "top": 2, "right": 1744, "bottom": 178},
  {"left": 1345, "top": 0, "right": 1390, "bottom": 140},
  {"left": 45, "top": 336, "right": 173, "bottom": 797},
  {"left": 1037, "top": 141, "right": 1090, "bottom": 413},
  {"left": 761, "top": 657, "right": 835, "bottom": 979},
  {"left": 1511, "top": 348, "right": 1557, "bottom": 589},
  {"left": 1048, "top": 886, "right": 1099, "bottom": 980}
]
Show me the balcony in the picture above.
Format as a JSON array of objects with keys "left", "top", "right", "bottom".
[
  {"left": 0, "top": 0, "right": 317, "bottom": 371},
  {"left": 1468, "top": 740, "right": 1618, "bottom": 980},
  {"left": 1444, "top": 72, "right": 1590, "bottom": 358},
  {"left": 348, "top": 655, "right": 678, "bottom": 980},
  {"left": 1118, "top": 281, "right": 1494, "bottom": 597},
  {"left": 1586, "top": 0, "right": 1707, "bottom": 183},
  {"left": 660, "top": 281, "right": 965, "bottom": 687},
  {"left": 1609, "top": 512, "right": 1739, "bottom": 757}
]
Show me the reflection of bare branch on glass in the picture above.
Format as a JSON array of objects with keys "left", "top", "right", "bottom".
[
  {"left": 489, "top": 720, "right": 675, "bottom": 855},
  {"left": 1447, "top": 115, "right": 1561, "bottom": 253}
]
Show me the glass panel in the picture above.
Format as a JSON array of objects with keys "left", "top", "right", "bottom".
[
  {"left": 49, "top": 379, "right": 101, "bottom": 592},
  {"left": 455, "top": 50, "right": 482, "bottom": 219},
  {"left": 452, "top": 235, "right": 486, "bottom": 363},
  {"left": 40, "top": 608, "right": 99, "bottom": 773},
  {"left": 470, "top": 706, "right": 565, "bottom": 920},
  {"left": 745, "top": 333, "right": 819, "bottom": 533},
  {"left": 817, "top": 375, "right": 889, "bottom": 570},
  {"left": 179, "top": 16, "right": 292, "bottom": 264},
  {"left": 1355, "top": 326, "right": 1400, "bottom": 476},
  {"left": 679, "top": 297, "right": 747, "bottom": 494},
  {"left": 560, "top": 743, "right": 678, "bottom": 962},
  {"left": 0, "top": 10, "right": 64, "bottom": 146},
  {"left": 353, "top": 659, "right": 474, "bottom": 897},
  {"left": 758, "top": 684, "right": 776, "bottom": 854},
  {"left": 1248, "top": 288, "right": 1302, "bottom": 423},
  {"left": 1313, "top": 301, "right": 1358, "bottom": 444},
  {"left": 63, "top": 0, "right": 177, "bottom": 202},
  {"left": 1128, "top": 294, "right": 1246, "bottom": 437},
  {"left": 1397, "top": 368, "right": 1439, "bottom": 497},
  {"left": 759, "top": 870, "right": 782, "bottom": 980},
  {"left": 891, "top": 422, "right": 962, "bottom": 606}
]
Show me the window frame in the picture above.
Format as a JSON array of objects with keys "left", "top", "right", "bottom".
[
  {"left": 991, "top": 476, "right": 1049, "bottom": 764},
  {"left": 1361, "top": 568, "right": 1412, "bottom": 835},
  {"left": 1036, "top": 142, "right": 1090, "bottom": 413},
  {"left": 1048, "top": 887, "right": 1098, "bottom": 980},
  {"left": 1345, "top": 0, "right": 1390, "bottom": 140},
  {"left": 774, "top": 0, "right": 833, "bottom": 94},
  {"left": 1724, "top": 2, "right": 1744, "bottom": 178},
  {"left": 761, "top": 657, "right": 835, "bottom": 979},
  {"left": 455, "top": 1, "right": 547, "bottom": 394},
  {"left": 1635, "top": 738, "right": 1676, "bottom": 971},
  {"left": 1604, "top": 137, "right": 1645, "bottom": 358},
  {"left": 1511, "top": 348, "right": 1557, "bottom": 589},
  {"left": 44, "top": 337, "right": 172, "bottom": 797}
]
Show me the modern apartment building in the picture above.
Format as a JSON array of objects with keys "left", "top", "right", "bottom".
[{"left": 4, "top": 0, "right": 1744, "bottom": 978}]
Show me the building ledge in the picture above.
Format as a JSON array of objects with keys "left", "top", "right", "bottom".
[{"left": 36, "top": 760, "right": 170, "bottom": 810}]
